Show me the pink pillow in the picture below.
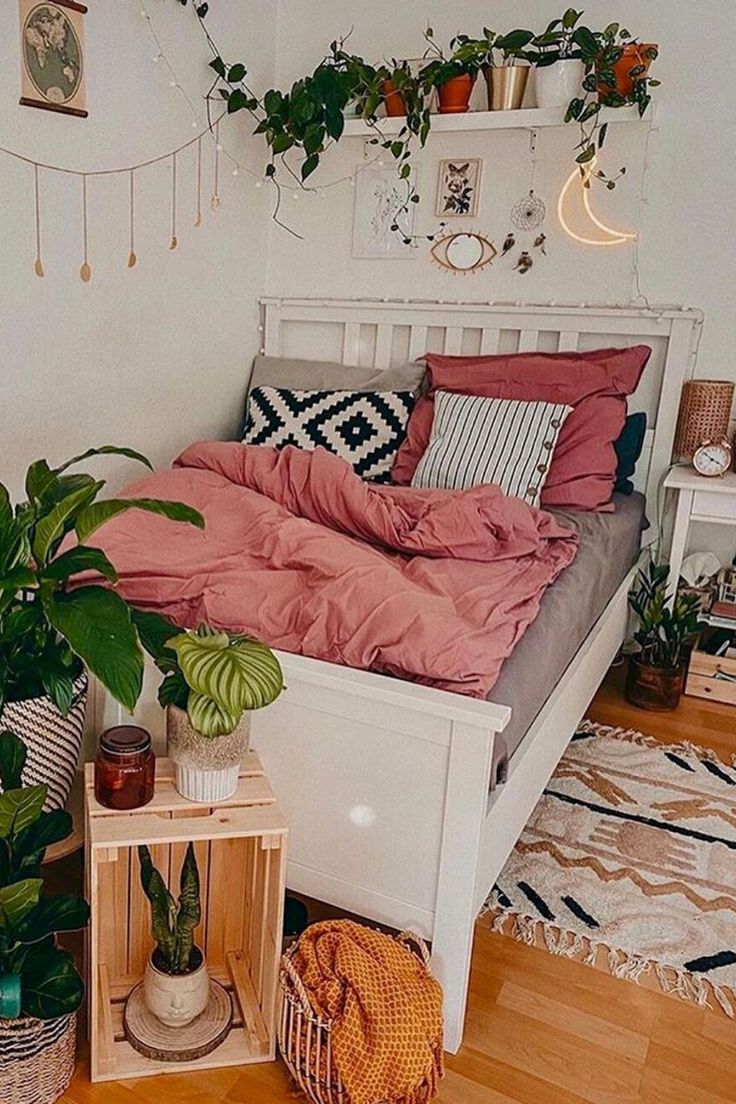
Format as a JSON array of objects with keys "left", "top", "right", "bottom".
[{"left": 392, "top": 346, "right": 650, "bottom": 510}]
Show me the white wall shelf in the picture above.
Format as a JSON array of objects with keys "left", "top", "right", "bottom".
[{"left": 342, "top": 104, "right": 642, "bottom": 137}]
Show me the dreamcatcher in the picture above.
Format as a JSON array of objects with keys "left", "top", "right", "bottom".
[{"left": 501, "top": 134, "right": 548, "bottom": 276}]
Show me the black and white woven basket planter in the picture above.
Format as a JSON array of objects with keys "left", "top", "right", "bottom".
[
  {"left": 0, "top": 1013, "right": 77, "bottom": 1104},
  {"left": 0, "top": 673, "right": 87, "bottom": 810}
]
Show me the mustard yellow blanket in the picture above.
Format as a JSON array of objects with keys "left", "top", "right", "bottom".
[{"left": 291, "top": 920, "right": 444, "bottom": 1104}]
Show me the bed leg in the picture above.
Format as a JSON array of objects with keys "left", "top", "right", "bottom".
[{"left": 431, "top": 721, "right": 496, "bottom": 1054}]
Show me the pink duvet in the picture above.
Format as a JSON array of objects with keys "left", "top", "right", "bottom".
[{"left": 93, "top": 442, "right": 578, "bottom": 698}]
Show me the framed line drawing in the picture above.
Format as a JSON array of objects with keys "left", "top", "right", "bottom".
[
  {"left": 352, "top": 165, "right": 417, "bottom": 260},
  {"left": 435, "top": 158, "right": 482, "bottom": 218},
  {"left": 19, "top": 0, "right": 88, "bottom": 119}
]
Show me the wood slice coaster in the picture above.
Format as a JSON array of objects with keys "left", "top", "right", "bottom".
[{"left": 123, "top": 979, "right": 233, "bottom": 1063}]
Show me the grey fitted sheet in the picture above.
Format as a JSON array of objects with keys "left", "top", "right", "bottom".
[{"left": 488, "top": 492, "right": 646, "bottom": 764}]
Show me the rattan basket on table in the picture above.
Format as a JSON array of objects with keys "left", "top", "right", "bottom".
[
  {"left": 0, "top": 1013, "right": 76, "bottom": 1104},
  {"left": 673, "top": 379, "right": 735, "bottom": 460},
  {"left": 278, "top": 931, "right": 431, "bottom": 1104}
]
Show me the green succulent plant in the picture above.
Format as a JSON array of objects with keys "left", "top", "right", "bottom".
[
  {"left": 138, "top": 842, "right": 201, "bottom": 974},
  {"left": 141, "top": 619, "right": 284, "bottom": 739},
  {"left": 0, "top": 446, "right": 204, "bottom": 717},
  {"left": 0, "top": 730, "right": 89, "bottom": 1020}
]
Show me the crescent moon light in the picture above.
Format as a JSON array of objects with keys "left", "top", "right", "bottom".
[{"left": 557, "top": 158, "right": 637, "bottom": 247}]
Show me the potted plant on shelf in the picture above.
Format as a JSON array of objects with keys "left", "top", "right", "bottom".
[
  {"left": 0, "top": 447, "right": 204, "bottom": 810},
  {"left": 564, "top": 22, "right": 659, "bottom": 184},
  {"left": 626, "top": 561, "right": 704, "bottom": 711},
  {"left": 138, "top": 842, "right": 208, "bottom": 1027},
  {"left": 529, "top": 9, "right": 593, "bottom": 108},
  {"left": 0, "top": 730, "right": 89, "bottom": 1104},
  {"left": 484, "top": 28, "right": 535, "bottom": 111},
  {"left": 419, "top": 29, "right": 483, "bottom": 115},
  {"left": 146, "top": 623, "right": 284, "bottom": 802}
]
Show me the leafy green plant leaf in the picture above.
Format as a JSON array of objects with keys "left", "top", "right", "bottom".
[
  {"left": 186, "top": 692, "right": 239, "bottom": 738},
  {"left": 14, "top": 895, "right": 90, "bottom": 944},
  {"left": 75, "top": 498, "right": 204, "bottom": 543},
  {"left": 42, "top": 546, "right": 118, "bottom": 584},
  {"left": 42, "top": 586, "right": 143, "bottom": 713},
  {"left": 14, "top": 810, "right": 72, "bottom": 873},
  {"left": 0, "top": 786, "right": 46, "bottom": 839},
  {"left": 0, "top": 731, "right": 26, "bottom": 792},
  {"left": 53, "top": 446, "right": 153, "bottom": 476},
  {"left": 170, "top": 631, "right": 284, "bottom": 720},
  {"left": 31, "top": 482, "right": 104, "bottom": 566},
  {"left": 19, "top": 943, "right": 84, "bottom": 1020},
  {"left": 0, "top": 877, "right": 42, "bottom": 927}
]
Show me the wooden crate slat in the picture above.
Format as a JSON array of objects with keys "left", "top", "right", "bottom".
[
  {"left": 89, "top": 802, "right": 287, "bottom": 848},
  {"left": 85, "top": 758, "right": 271, "bottom": 818}
]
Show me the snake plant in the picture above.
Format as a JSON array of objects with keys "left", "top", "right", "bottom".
[
  {"left": 138, "top": 842, "right": 201, "bottom": 974},
  {"left": 141, "top": 619, "right": 284, "bottom": 739},
  {"left": 0, "top": 730, "right": 89, "bottom": 1019}
]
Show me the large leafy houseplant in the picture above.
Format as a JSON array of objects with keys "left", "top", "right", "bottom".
[
  {"left": 0, "top": 730, "right": 89, "bottom": 1020},
  {"left": 0, "top": 446, "right": 204, "bottom": 718}
]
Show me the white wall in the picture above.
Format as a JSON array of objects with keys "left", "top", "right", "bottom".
[
  {"left": 267, "top": 0, "right": 734, "bottom": 381},
  {"left": 1, "top": 0, "right": 276, "bottom": 499}
]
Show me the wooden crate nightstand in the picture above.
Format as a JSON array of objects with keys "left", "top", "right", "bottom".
[{"left": 84, "top": 752, "right": 287, "bottom": 1083}]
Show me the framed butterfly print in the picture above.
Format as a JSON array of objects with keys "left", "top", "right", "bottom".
[{"left": 435, "top": 158, "right": 482, "bottom": 219}]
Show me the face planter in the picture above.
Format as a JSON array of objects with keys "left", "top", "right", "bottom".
[{"left": 142, "top": 947, "right": 210, "bottom": 1027}]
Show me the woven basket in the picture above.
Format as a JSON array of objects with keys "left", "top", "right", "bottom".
[
  {"left": 278, "top": 931, "right": 431, "bottom": 1104},
  {"left": 0, "top": 1014, "right": 77, "bottom": 1104},
  {"left": 673, "top": 380, "right": 735, "bottom": 460},
  {"left": 0, "top": 672, "right": 87, "bottom": 811}
]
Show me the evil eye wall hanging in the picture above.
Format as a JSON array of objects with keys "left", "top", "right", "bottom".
[{"left": 430, "top": 230, "right": 497, "bottom": 274}]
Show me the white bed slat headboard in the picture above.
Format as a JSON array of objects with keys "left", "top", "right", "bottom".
[{"left": 259, "top": 298, "right": 703, "bottom": 510}]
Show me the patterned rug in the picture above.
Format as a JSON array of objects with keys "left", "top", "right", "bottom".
[{"left": 484, "top": 721, "right": 736, "bottom": 1017}]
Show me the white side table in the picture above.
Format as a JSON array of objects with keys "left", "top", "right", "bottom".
[{"left": 664, "top": 464, "right": 736, "bottom": 600}]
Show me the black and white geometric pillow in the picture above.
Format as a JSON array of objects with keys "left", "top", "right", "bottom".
[
  {"left": 411, "top": 391, "right": 573, "bottom": 506},
  {"left": 243, "top": 386, "right": 416, "bottom": 483}
]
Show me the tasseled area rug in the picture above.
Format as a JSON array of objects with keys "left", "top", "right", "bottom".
[{"left": 483, "top": 721, "right": 736, "bottom": 1018}]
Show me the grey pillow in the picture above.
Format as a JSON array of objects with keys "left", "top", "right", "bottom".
[{"left": 249, "top": 355, "right": 427, "bottom": 396}]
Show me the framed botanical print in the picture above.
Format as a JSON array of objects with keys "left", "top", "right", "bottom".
[
  {"left": 435, "top": 158, "right": 482, "bottom": 218},
  {"left": 19, "top": 0, "right": 88, "bottom": 118}
]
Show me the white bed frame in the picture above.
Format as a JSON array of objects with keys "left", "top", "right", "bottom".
[{"left": 97, "top": 298, "right": 702, "bottom": 1053}]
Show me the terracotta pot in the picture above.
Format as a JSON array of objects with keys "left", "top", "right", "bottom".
[
  {"left": 381, "top": 80, "right": 406, "bottom": 117},
  {"left": 143, "top": 947, "right": 209, "bottom": 1027},
  {"left": 624, "top": 655, "right": 686, "bottom": 712},
  {"left": 599, "top": 43, "right": 658, "bottom": 99},
  {"left": 167, "top": 705, "right": 250, "bottom": 803},
  {"left": 484, "top": 64, "right": 530, "bottom": 111},
  {"left": 437, "top": 73, "right": 476, "bottom": 114}
]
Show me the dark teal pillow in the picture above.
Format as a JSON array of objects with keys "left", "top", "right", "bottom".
[{"left": 614, "top": 412, "right": 647, "bottom": 495}]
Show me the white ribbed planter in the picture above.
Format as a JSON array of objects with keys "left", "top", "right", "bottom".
[
  {"left": 166, "top": 706, "right": 250, "bottom": 803},
  {"left": 534, "top": 59, "right": 585, "bottom": 108}
]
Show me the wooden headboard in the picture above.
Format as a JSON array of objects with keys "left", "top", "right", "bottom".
[{"left": 259, "top": 298, "right": 704, "bottom": 506}]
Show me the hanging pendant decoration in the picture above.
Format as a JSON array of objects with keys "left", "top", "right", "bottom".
[
  {"left": 194, "top": 136, "right": 203, "bottom": 227},
  {"left": 128, "top": 170, "right": 138, "bottom": 268},
  {"left": 33, "top": 164, "right": 44, "bottom": 277},
  {"left": 510, "top": 190, "right": 547, "bottom": 231},
  {"left": 80, "top": 175, "right": 91, "bottom": 282},
  {"left": 169, "top": 152, "right": 178, "bottom": 250},
  {"left": 211, "top": 122, "right": 221, "bottom": 210}
]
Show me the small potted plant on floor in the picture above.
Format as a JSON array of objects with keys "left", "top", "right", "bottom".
[
  {"left": 0, "top": 447, "right": 203, "bottom": 810},
  {"left": 626, "top": 561, "right": 704, "bottom": 711},
  {"left": 0, "top": 730, "right": 89, "bottom": 1104},
  {"left": 146, "top": 622, "right": 284, "bottom": 802},
  {"left": 529, "top": 9, "right": 593, "bottom": 108},
  {"left": 138, "top": 842, "right": 208, "bottom": 1027}
]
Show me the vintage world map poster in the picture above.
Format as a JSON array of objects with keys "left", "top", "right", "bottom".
[{"left": 19, "top": 0, "right": 88, "bottom": 118}]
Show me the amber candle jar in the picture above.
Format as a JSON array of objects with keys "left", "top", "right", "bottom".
[{"left": 94, "top": 725, "right": 155, "bottom": 810}]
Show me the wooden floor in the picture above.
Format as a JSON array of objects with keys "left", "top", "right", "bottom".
[{"left": 61, "top": 663, "right": 736, "bottom": 1104}]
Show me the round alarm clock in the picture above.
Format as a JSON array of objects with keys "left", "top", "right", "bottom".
[{"left": 692, "top": 437, "right": 732, "bottom": 477}]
